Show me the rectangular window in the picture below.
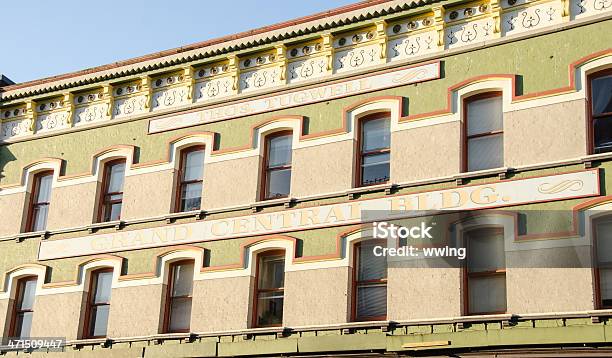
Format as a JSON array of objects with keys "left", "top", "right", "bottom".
[
  {"left": 589, "top": 70, "right": 612, "bottom": 154},
  {"left": 465, "top": 227, "right": 506, "bottom": 315},
  {"left": 464, "top": 93, "right": 503, "bottom": 172},
  {"left": 28, "top": 172, "right": 53, "bottom": 232},
  {"left": 86, "top": 270, "right": 113, "bottom": 338},
  {"left": 99, "top": 160, "right": 126, "bottom": 222},
  {"left": 358, "top": 114, "right": 390, "bottom": 186},
  {"left": 177, "top": 147, "right": 204, "bottom": 212},
  {"left": 165, "top": 261, "right": 194, "bottom": 333},
  {"left": 10, "top": 277, "right": 37, "bottom": 339},
  {"left": 354, "top": 241, "right": 387, "bottom": 321},
  {"left": 254, "top": 252, "right": 285, "bottom": 327},
  {"left": 263, "top": 132, "right": 292, "bottom": 200},
  {"left": 595, "top": 219, "right": 612, "bottom": 308}
]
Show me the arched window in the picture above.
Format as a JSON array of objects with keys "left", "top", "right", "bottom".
[
  {"left": 463, "top": 92, "right": 503, "bottom": 172},
  {"left": 164, "top": 260, "right": 194, "bottom": 333},
  {"left": 593, "top": 217, "right": 612, "bottom": 308},
  {"left": 464, "top": 227, "right": 507, "bottom": 315},
  {"left": 98, "top": 159, "right": 126, "bottom": 222},
  {"left": 357, "top": 113, "right": 390, "bottom": 187},
  {"left": 588, "top": 69, "right": 612, "bottom": 154},
  {"left": 84, "top": 268, "right": 113, "bottom": 338},
  {"left": 176, "top": 146, "right": 205, "bottom": 212},
  {"left": 253, "top": 250, "right": 285, "bottom": 327},
  {"left": 26, "top": 171, "right": 53, "bottom": 232},
  {"left": 353, "top": 240, "right": 387, "bottom": 321},
  {"left": 9, "top": 276, "right": 37, "bottom": 338},
  {"left": 262, "top": 132, "right": 292, "bottom": 200}
]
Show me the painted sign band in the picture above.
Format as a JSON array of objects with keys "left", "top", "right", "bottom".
[
  {"left": 147, "top": 61, "right": 441, "bottom": 133},
  {"left": 38, "top": 170, "right": 599, "bottom": 260}
]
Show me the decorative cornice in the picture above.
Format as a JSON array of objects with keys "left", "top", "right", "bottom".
[{"left": 0, "top": 0, "right": 441, "bottom": 101}]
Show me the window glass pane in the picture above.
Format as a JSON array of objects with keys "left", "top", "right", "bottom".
[
  {"left": 35, "top": 174, "right": 53, "bottom": 203},
  {"left": 267, "top": 135, "right": 292, "bottom": 167},
  {"left": 597, "top": 221, "right": 612, "bottom": 264},
  {"left": 89, "top": 305, "right": 109, "bottom": 337},
  {"left": 19, "top": 279, "right": 37, "bottom": 311},
  {"left": 180, "top": 182, "right": 202, "bottom": 212},
  {"left": 15, "top": 312, "right": 33, "bottom": 339},
  {"left": 362, "top": 153, "right": 390, "bottom": 185},
  {"left": 169, "top": 297, "right": 192, "bottom": 332},
  {"left": 592, "top": 74, "right": 612, "bottom": 115},
  {"left": 171, "top": 262, "right": 194, "bottom": 297},
  {"left": 105, "top": 202, "right": 122, "bottom": 222},
  {"left": 362, "top": 117, "right": 390, "bottom": 152},
  {"left": 467, "top": 134, "right": 503, "bottom": 171},
  {"left": 93, "top": 271, "right": 113, "bottom": 304},
  {"left": 256, "top": 291, "right": 284, "bottom": 326},
  {"left": 266, "top": 168, "right": 291, "bottom": 199},
  {"left": 258, "top": 255, "right": 285, "bottom": 289},
  {"left": 466, "top": 96, "right": 503, "bottom": 136},
  {"left": 358, "top": 242, "right": 387, "bottom": 281},
  {"left": 594, "top": 116, "right": 612, "bottom": 153},
  {"left": 183, "top": 150, "right": 204, "bottom": 182},
  {"left": 32, "top": 205, "right": 49, "bottom": 232},
  {"left": 468, "top": 275, "right": 507, "bottom": 314},
  {"left": 600, "top": 268, "right": 612, "bottom": 307},
  {"left": 356, "top": 285, "right": 387, "bottom": 319},
  {"left": 467, "top": 228, "right": 505, "bottom": 272},
  {"left": 107, "top": 162, "right": 126, "bottom": 193}
]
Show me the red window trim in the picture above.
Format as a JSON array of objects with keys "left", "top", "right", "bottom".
[
  {"left": 174, "top": 145, "right": 205, "bottom": 213},
  {"left": 463, "top": 226, "right": 507, "bottom": 316},
  {"left": 356, "top": 112, "right": 391, "bottom": 188},
  {"left": 83, "top": 268, "right": 113, "bottom": 339},
  {"left": 97, "top": 159, "right": 126, "bottom": 223},
  {"left": 25, "top": 170, "right": 53, "bottom": 232},
  {"left": 163, "top": 259, "right": 195, "bottom": 333},
  {"left": 592, "top": 216, "right": 612, "bottom": 309},
  {"left": 461, "top": 92, "right": 503, "bottom": 173},
  {"left": 8, "top": 276, "right": 37, "bottom": 338},
  {"left": 351, "top": 240, "right": 387, "bottom": 322},
  {"left": 252, "top": 250, "right": 285, "bottom": 328},
  {"left": 587, "top": 68, "right": 612, "bottom": 154},
  {"left": 261, "top": 131, "right": 293, "bottom": 201}
]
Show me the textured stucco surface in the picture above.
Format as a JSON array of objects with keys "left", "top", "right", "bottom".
[
  {"left": 291, "top": 140, "right": 355, "bottom": 197},
  {"left": 283, "top": 267, "right": 351, "bottom": 326},
  {"left": 190, "top": 276, "right": 253, "bottom": 332},
  {"left": 107, "top": 284, "right": 164, "bottom": 337}
]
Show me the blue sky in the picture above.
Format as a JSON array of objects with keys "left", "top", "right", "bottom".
[{"left": 0, "top": 0, "right": 355, "bottom": 84}]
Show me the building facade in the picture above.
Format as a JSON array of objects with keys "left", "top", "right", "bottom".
[{"left": 0, "top": 0, "right": 611, "bottom": 356}]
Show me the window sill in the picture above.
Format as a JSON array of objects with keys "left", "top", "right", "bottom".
[
  {"left": 251, "top": 197, "right": 296, "bottom": 212},
  {"left": 15, "top": 230, "right": 49, "bottom": 242},
  {"left": 87, "top": 220, "right": 124, "bottom": 233}
]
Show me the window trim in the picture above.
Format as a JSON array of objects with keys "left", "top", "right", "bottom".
[
  {"left": 351, "top": 240, "right": 388, "bottom": 322},
  {"left": 83, "top": 268, "right": 113, "bottom": 339},
  {"left": 163, "top": 259, "right": 195, "bottom": 333},
  {"left": 25, "top": 170, "right": 53, "bottom": 232},
  {"left": 8, "top": 276, "right": 37, "bottom": 338},
  {"left": 462, "top": 91, "right": 503, "bottom": 173},
  {"left": 252, "top": 249, "right": 286, "bottom": 328},
  {"left": 356, "top": 112, "right": 391, "bottom": 188},
  {"left": 174, "top": 145, "right": 205, "bottom": 213},
  {"left": 260, "top": 131, "right": 293, "bottom": 201},
  {"left": 592, "top": 216, "right": 612, "bottom": 309},
  {"left": 462, "top": 226, "right": 507, "bottom": 316},
  {"left": 97, "top": 159, "right": 126, "bottom": 223},
  {"left": 587, "top": 68, "right": 612, "bottom": 154}
]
